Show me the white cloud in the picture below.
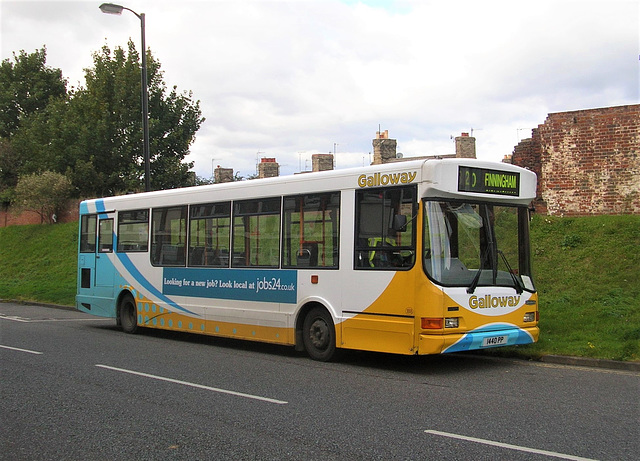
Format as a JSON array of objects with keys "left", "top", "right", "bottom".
[{"left": 2, "top": 0, "right": 638, "bottom": 179}]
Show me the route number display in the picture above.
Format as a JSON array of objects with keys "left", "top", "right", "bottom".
[{"left": 458, "top": 166, "right": 520, "bottom": 196}]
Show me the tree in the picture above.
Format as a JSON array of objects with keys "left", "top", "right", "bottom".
[
  {"left": 13, "top": 171, "right": 72, "bottom": 224},
  {"left": 9, "top": 42, "right": 204, "bottom": 197},
  {"left": 0, "top": 138, "right": 21, "bottom": 199},
  {"left": 0, "top": 47, "right": 66, "bottom": 139},
  {"left": 78, "top": 41, "right": 204, "bottom": 193},
  {"left": 0, "top": 48, "right": 67, "bottom": 200}
]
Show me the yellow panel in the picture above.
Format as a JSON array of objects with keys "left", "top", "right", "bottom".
[
  {"left": 358, "top": 271, "right": 418, "bottom": 316},
  {"left": 341, "top": 314, "right": 415, "bottom": 354}
]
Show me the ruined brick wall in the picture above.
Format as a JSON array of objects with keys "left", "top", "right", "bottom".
[{"left": 511, "top": 104, "right": 640, "bottom": 216}]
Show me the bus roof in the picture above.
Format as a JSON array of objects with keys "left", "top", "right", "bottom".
[{"left": 80, "top": 158, "right": 537, "bottom": 212}]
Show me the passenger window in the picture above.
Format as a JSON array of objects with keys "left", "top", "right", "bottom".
[
  {"left": 232, "top": 198, "right": 281, "bottom": 267},
  {"left": 151, "top": 206, "right": 187, "bottom": 266},
  {"left": 282, "top": 192, "right": 340, "bottom": 268},
  {"left": 188, "top": 202, "right": 231, "bottom": 267},
  {"left": 117, "top": 209, "right": 149, "bottom": 252}
]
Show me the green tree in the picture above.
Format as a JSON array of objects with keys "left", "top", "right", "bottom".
[
  {"left": 0, "top": 47, "right": 66, "bottom": 139},
  {"left": 10, "top": 42, "right": 204, "bottom": 197},
  {"left": 79, "top": 41, "right": 204, "bottom": 193},
  {"left": 0, "top": 138, "right": 21, "bottom": 198},
  {"left": 13, "top": 171, "right": 72, "bottom": 224},
  {"left": 0, "top": 48, "right": 67, "bottom": 201}
]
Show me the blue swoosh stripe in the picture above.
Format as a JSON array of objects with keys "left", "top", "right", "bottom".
[
  {"left": 443, "top": 323, "right": 533, "bottom": 353},
  {"left": 117, "top": 253, "right": 198, "bottom": 316}
]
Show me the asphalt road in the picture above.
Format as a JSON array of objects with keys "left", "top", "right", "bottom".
[{"left": 1, "top": 302, "right": 638, "bottom": 460}]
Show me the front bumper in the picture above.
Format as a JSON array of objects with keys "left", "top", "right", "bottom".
[{"left": 418, "top": 324, "right": 539, "bottom": 354}]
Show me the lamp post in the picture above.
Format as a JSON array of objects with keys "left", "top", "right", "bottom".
[{"left": 99, "top": 3, "right": 151, "bottom": 192}]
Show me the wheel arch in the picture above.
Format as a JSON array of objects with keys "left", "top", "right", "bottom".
[{"left": 294, "top": 299, "right": 338, "bottom": 352}]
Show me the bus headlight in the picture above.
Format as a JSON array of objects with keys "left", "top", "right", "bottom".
[
  {"left": 444, "top": 317, "right": 459, "bottom": 328},
  {"left": 523, "top": 312, "right": 536, "bottom": 322}
]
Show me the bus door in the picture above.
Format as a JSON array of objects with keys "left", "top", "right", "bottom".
[{"left": 93, "top": 212, "right": 116, "bottom": 297}]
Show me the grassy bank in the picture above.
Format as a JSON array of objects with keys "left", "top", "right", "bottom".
[
  {"left": 0, "top": 222, "right": 78, "bottom": 306},
  {"left": 518, "top": 214, "right": 640, "bottom": 361},
  {"left": 1, "top": 215, "right": 638, "bottom": 361}
]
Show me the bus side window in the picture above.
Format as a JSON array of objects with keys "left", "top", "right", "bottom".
[
  {"left": 80, "top": 215, "right": 97, "bottom": 253},
  {"left": 188, "top": 202, "right": 231, "bottom": 267},
  {"left": 282, "top": 192, "right": 340, "bottom": 269},
  {"left": 355, "top": 186, "right": 416, "bottom": 270},
  {"left": 151, "top": 206, "right": 187, "bottom": 266},
  {"left": 232, "top": 198, "right": 281, "bottom": 268},
  {"left": 117, "top": 209, "right": 149, "bottom": 252}
]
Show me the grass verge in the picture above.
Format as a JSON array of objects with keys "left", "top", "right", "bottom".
[{"left": 0, "top": 222, "right": 78, "bottom": 306}]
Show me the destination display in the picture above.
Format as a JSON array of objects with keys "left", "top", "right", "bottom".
[{"left": 458, "top": 166, "right": 520, "bottom": 196}]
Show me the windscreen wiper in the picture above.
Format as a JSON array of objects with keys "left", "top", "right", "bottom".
[
  {"left": 497, "top": 249, "right": 524, "bottom": 294},
  {"left": 467, "top": 266, "right": 483, "bottom": 294},
  {"left": 467, "top": 245, "right": 489, "bottom": 294}
]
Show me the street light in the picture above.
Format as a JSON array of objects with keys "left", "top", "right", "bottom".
[{"left": 99, "top": 3, "right": 151, "bottom": 192}]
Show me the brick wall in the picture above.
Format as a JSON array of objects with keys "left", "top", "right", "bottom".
[
  {"left": 0, "top": 200, "right": 80, "bottom": 227},
  {"left": 511, "top": 104, "right": 640, "bottom": 216}
]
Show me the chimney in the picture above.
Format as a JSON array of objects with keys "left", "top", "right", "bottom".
[
  {"left": 214, "top": 166, "right": 234, "bottom": 183},
  {"left": 258, "top": 157, "right": 279, "bottom": 178},
  {"left": 372, "top": 130, "right": 397, "bottom": 164},
  {"left": 312, "top": 153, "right": 334, "bottom": 172},
  {"left": 455, "top": 132, "right": 476, "bottom": 159}
]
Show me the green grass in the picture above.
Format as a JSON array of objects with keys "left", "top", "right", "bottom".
[
  {"left": 1, "top": 215, "right": 639, "bottom": 361},
  {"left": 0, "top": 222, "right": 78, "bottom": 306},
  {"left": 514, "top": 214, "right": 640, "bottom": 361}
]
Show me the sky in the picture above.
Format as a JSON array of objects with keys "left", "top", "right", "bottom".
[{"left": 1, "top": 0, "right": 639, "bottom": 179}]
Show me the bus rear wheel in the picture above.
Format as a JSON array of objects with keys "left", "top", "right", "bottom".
[
  {"left": 302, "top": 307, "right": 336, "bottom": 361},
  {"left": 119, "top": 294, "right": 138, "bottom": 334}
]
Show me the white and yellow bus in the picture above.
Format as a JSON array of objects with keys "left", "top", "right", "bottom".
[{"left": 76, "top": 158, "right": 539, "bottom": 361}]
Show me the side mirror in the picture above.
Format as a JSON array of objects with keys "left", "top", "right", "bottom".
[{"left": 392, "top": 214, "right": 407, "bottom": 232}]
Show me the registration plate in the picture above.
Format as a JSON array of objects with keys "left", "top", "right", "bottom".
[{"left": 482, "top": 335, "right": 507, "bottom": 347}]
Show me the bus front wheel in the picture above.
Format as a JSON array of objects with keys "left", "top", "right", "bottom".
[
  {"left": 119, "top": 294, "right": 139, "bottom": 334},
  {"left": 302, "top": 307, "right": 336, "bottom": 361}
]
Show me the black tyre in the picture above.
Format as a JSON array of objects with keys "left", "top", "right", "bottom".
[
  {"left": 302, "top": 307, "right": 336, "bottom": 361},
  {"left": 119, "top": 294, "right": 138, "bottom": 334}
]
